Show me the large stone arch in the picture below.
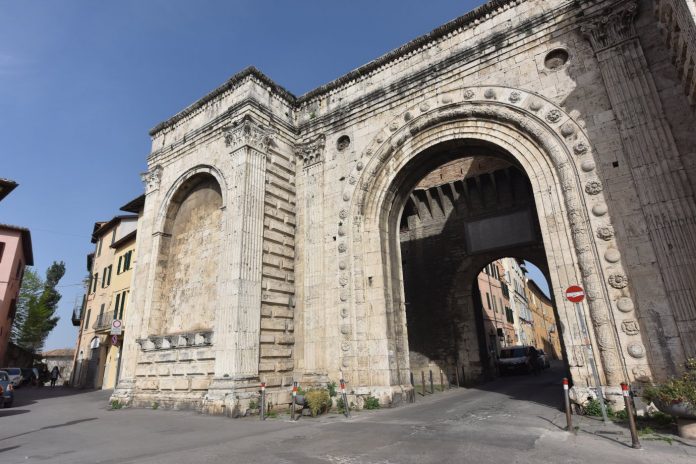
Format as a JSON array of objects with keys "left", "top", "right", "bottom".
[
  {"left": 148, "top": 168, "right": 226, "bottom": 336},
  {"left": 337, "top": 86, "right": 652, "bottom": 397}
]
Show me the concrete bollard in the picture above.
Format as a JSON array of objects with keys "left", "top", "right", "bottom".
[
  {"left": 621, "top": 383, "right": 641, "bottom": 449},
  {"left": 563, "top": 378, "right": 573, "bottom": 433}
]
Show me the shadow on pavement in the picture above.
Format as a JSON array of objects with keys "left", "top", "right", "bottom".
[
  {"left": 0, "top": 409, "right": 30, "bottom": 418},
  {"left": 0, "top": 417, "right": 98, "bottom": 442},
  {"left": 12, "top": 386, "right": 98, "bottom": 407}
]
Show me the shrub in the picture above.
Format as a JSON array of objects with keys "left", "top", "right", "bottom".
[
  {"left": 337, "top": 397, "right": 345, "bottom": 413},
  {"left": 584, "top": 398, "right": 603, "bottom": 417},
  {"left": 364, "top": 396, "right": 380, "bottom": 410},
  {"left": 305, "top": 389, "right": 331, "bottom": 416},
  {"left": 152, "top": 401, "right": 159, "bottom": 410},
  {"left": 643, "top": 358, "right": 696, "bottom": 406},
  {"left": 110, "top": 400, "right": 122, "bottom": 410},
  {"left": 249, "top": 400, "right": 258, "bottom": 410},
  {"left": 327, "top": 381, "right": 337, "bottom": 398}
]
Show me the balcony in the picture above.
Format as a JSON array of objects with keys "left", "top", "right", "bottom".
[
  {"left": 71, "top": 306, "right": 83, "bottom": 326},
  {"left": 93, "top": 313, "right": 113, "bottom": 332}
]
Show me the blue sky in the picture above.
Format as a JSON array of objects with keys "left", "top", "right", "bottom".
[{"left": 1, "top": 1, "right": 550, "bottom": 350}]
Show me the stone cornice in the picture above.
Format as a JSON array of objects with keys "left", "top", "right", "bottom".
[
  {"left": 580, "top": 0, "right": 639, "bottom": 52},
  {"left": 148, "top": 0, "right": 525, "bottom": 138}
]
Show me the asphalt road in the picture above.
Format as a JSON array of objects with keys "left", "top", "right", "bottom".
[{"left": 1, "top": 365, "right": 695, "bottom": 463}]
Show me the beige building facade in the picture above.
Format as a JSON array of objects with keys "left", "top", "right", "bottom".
[
  {"left": 73, "top": 215, "right": 137, "bottom": 388},
  {"left": 112, "top": 0, "right": 696, "bottom": 413}
]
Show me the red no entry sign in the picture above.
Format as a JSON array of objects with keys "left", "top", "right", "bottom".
[{"left": 565, "top": 285, "right": 585, "bottom": 303}]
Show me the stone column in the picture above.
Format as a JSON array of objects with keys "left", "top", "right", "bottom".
[
  {"left": 582, "top": 1, "right": 696, "bottom": 358},
  {"left": 295, "top": 135, "right": 328, "bottom": 384},
  {"left": 204, "top": 115, "right": 271, "bottom": 414},
  {"left": 110, "top": 167, "right": 161, "bottom": 405}
]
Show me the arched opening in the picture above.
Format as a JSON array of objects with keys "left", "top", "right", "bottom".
[{"left": 151, "top": 172, "right": 223, "bottom": 335}]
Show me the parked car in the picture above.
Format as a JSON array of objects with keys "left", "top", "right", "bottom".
[
  {"left": 0, "top": 370, "right": 14, "bottom": 407},
  {"left": 498, "top": 346, "right": 539, "bottom": 374},
  {"left": 20, "top": 368, "right": 36, "bottom": 386},
  {"left": 537, "top": 349, "right": 551, "bottom": 369},
  {"left": 0, "top": 368, "right": 23, "bottom": 388}
]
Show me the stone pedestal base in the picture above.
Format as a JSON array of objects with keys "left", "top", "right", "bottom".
[
  {"left": 109, "top": 378, "right": 136, "bottom": 407},
  {"left": 201, "top": 376, "right": 259, "bottom": 417},
  {"left": 677, "top": 418, "right": 696, "bottom": 440}
]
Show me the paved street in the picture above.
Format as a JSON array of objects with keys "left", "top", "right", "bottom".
[{"left": 2, "top": 366, "right": 695, "bottom": 464}]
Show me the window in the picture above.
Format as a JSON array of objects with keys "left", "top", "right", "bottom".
[
  {"left": 117, "top": 255, "right": 123, "bottom": 274},
  {"left": 0, "top": 242, "right": 4, "bottom": 262},
  {"left": 97, "top": 237, "right": 103, "bottom": 257},
  {"left": 113, "top": 293, "right": 121, "bottom": 319},
  {"left": 101, "top": 265, "right": 112, "bottom": 288},
  {"left": 110, "top": 228, "right": 117, "bottom": 245},
  {"left": 91, "top": 272, "right": 98, "bottom": 293},
  {"left": 119, "top": 290, "right": 128, "bottom": 319},
  {"left": 85, "top": 308, "right": 91, "bottom": 328},
  {"left": 486, "top": 293, "right": 491, "bottom": 309},
  {"left": 124, "top": 250, "right": 133, "bottom": 271}
]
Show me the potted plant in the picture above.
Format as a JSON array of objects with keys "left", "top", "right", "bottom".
[{"left": 644, "top": 358, "right": 696, "bottom": 438}]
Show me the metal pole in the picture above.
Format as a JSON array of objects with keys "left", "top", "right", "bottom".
[
  {"left": 622, "top": 383, "right": 641, "bottom": 449},
  {"left": 576, "top": 301, "right": 608, "bottom": 424},
  {"left": 439, "top": 370, "right": 444, "bottom": 392},
  {"left": 291, "top": 381, "right": 297, "bottom": 421},
  {"left": 340, "top": 378, "right": 350, "bottom": 418},
  {"left": 260, "top": 382, "right": 266, "bottom": 421},
  {"left": 410, "top": 372, "right": 416, "bottom": 402},
  {"left": 421, "top": 371, "right": 426, "bottom": 396},
  {"left": 429, "top": 370, "right": 434, "bottom": 394},
  {"left": 563, "top": 378, "right": 574, "bottom": 433}
]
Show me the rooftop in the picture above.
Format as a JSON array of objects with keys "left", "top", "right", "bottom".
[
  {"left": 0, "top": 223, "right": 34, "bottom": 266},
  {"left": 0, "top": 178, "right": 18, "bottom": 202}
]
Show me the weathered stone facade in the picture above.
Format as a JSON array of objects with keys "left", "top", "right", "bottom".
[{"left": 113, "top": 0, "right": 696, "bottom": 413}]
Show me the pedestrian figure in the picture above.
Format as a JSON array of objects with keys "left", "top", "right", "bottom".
[{"left": 50, "top": 366, "right": 61, "bottom": 387}]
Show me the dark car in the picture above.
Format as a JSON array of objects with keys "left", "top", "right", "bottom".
[
  {"left": 0, "top": 370, "right": 14, "bottom": 407},
  {"left": 20, "top": 368, "right": 36, "bottom": 386}
]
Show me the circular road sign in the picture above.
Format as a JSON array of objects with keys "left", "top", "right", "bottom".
[{"left": 565, "top": 285, "right": 585, "bottom": 303}]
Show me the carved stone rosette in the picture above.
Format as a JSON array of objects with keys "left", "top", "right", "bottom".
[{"left": 295, "top": 134, "right": 326, "bottom": 167}]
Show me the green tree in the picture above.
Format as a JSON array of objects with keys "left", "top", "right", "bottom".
[{"left": 12, "top": 261, "right": 66, "bottom": 352}]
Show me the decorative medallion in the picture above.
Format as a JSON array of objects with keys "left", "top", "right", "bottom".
[
  {"left": 339, "top": 276, "right": 348, "bottom": 287},
  {"left": 592, "top": 203, "right": 608, "bottom": 216},
  {"left": 338, "top": 260, "right": 347, "bottom": 270},
  {"left": 627, "top": 342, "right": 645, "bottom": 359},
  {"left": 632, "top": 366, "right": 650, "bottom": 381},
  {"left": 609, "top": 273, "right": 628, "bottom": 289},
  {"left": 337, "top": 225, "right": 346, "bottom": 237},
  {"left": 339, "top": 290, "right": 348, "bottom": 302},
  {"left": 621, "top": 320, "right": 640, "bottom": 336},
  {"left": 340, "top": 307, "right": 349, "bottom": 318},
  {"left": 574, "top": 142, "right": 589, "bottom": 155},
  {"left": 339, "top": 209, "right": 349, "bottom": 219},
  {"left": 462, "top": 89, "right": 475, "bottom": 100},
  {"left": 340, "top": 324, "right": 350, "bottom": 335},
  {"left": 356, "top": 161, "right": 364, "bottom": 171},
  {"left": 419, "top": 102, "right": 430, "bottom": 112},
  {"left": 484, "top": 88, "right": 497, "bottom": 99},
  {"left": 342, "top": 192, "right": 350, "bottom": 201},
  {"left": 529, "top": 100, "right": 543, "bottom": 112},
  {"left": 585, "top": 180, "right": 603, "bottom": 195},
  {"left": 560, "top": 123, "right": 575, "bottom": 137},
  {"left": 338, "top": 243, "right": 347, "bottom": 253},
  {"left": 581, "top": 160, "right": 596, "bottom": 172},
  {"left": 546, "top": 109, "right": 562, "bottom": 123},
  {"left": 341, "top": 341, "right": 350, "bottom": 352},
  {"left": 348, "top": 176, "right": 357, "bottom": 185},
  {"left": 616, "top": 297, "right": 634, "bottom": 313},
  {"left": 441, "top": 94, "right": 453, "bottom": 104},
  {"left": 596, "top": 225, "right": 614, "bottom": 241},
  {"left": 509, "top": 91, "right": 521, "bottom": 103},
  {"left": 404, "top": 111, "right": 413, "bottom": 121},
  {"left": 389, "top": 122, "right": 399, "bottom": 132},
  {"left": 604, "top": 248, "right": 621, "bottom": 263}
]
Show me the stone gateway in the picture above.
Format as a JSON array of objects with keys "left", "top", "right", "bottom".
[{"left": 111, "top": 0, "right": 696, "bottom": 414}]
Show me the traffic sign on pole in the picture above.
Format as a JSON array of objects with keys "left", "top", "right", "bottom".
[
  {"left": 110, "top": 319, "right": 123, "bottom": 335},
  {"left": 111, "top": 335, "right": 119, "bottom": 345},
  {"left": 565, "top": 285, "right": 585, "bottom": 303}
]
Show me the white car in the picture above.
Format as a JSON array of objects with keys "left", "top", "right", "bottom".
[{"left": 0, "top": 368, "right": 23, "bottom": 387}]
